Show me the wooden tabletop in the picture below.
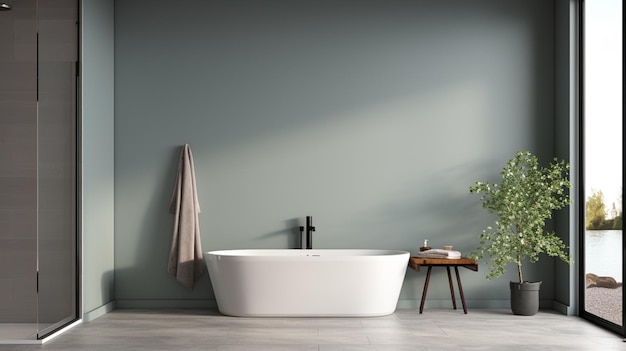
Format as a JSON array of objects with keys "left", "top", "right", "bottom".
[{"left": 409, "top": 257, "right": 478, "bottom": 272}]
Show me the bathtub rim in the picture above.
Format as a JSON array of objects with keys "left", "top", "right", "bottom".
[{"left": 204, "top": 248, "right": 410, "bottom": 258}]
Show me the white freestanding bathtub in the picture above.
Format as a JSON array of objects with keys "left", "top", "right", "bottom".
[{"left": 204, "top": 249, "right": 410, "bottom": 317}]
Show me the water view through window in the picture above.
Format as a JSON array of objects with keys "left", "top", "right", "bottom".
[{"left": 583, "top": 0, "right": 623, "bottom": 327}]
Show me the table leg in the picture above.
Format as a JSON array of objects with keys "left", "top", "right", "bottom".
[
  {"left": 446, "top": 266, "right": 457, "bottom": 310},
  {"left": 454, "top": 266, "right": 468, "bottom": 314},
  {"left": 419, "top": 266, "right": 433, "bottom": 314}
]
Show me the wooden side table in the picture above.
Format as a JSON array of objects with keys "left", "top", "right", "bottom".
[{"left": 408, "top": 257, "right": 478, "bottom": 314}]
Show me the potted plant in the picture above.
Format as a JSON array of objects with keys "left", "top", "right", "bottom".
[{"left": 469, "top": 150, "right": 573, "bottom": 315}]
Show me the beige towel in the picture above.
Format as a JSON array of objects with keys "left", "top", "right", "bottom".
[
  {"left": 416, "top": 249, "right": 462, "bottom": 259},
  {"left": 168, "top": 144, "right": 204, "bottom": 289}
]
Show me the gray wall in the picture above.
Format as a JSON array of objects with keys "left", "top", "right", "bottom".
[
  {"left": 554, "top": 0, "right": 579, "bottom": 315},
  {"left": 82, "top": 0, "right": 116, "bottom": 320},
  {"left": 114, "top": 0, "right": 562, "bottom": 308}
]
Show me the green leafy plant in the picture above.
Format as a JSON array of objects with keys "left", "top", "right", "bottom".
[{"left": 469, "top": 150, "right": 573, "bottom": 282}]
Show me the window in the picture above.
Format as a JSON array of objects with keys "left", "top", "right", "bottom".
[{"left": 581, "top": 0, "right": 623, "bottom": 335}]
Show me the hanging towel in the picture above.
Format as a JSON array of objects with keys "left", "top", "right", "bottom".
[{"left": 168, "top": 144, "right": 204, "bottom": 289}]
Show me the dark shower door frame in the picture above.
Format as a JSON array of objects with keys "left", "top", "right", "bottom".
[{"left": 578, "top": 0, "right": 625, "bottom": 337}]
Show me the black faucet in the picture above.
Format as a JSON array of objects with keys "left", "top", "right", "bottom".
[{"left": 305, "top": 216, "right": 315, "bottom": 249}]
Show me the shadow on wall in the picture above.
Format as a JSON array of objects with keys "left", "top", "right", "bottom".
[
  {"left": 257, "top": 217, "right": 304, "bottom": 249},
  {"left": 101, "top": 270, "right": 115, "bottom": 306},
  {"left": 114, "top": 0, "right": 545, "bottom": 158},
  {"left": 83, "top": 270, "right": 115, "bottom": 322},
  {"left": 322, "top": 157, "right": 498, "bottom": 251},
  {"left": 116, "top": 146, "right": 213, "bottom": 301}
]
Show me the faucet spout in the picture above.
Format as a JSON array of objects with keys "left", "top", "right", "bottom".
[{"left": 305, "top": 216, "right": 315, "bottom": 249}]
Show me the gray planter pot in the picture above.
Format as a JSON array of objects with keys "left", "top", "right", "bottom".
[{"left": 510, "top": 281, "right": 542, "bottom": 316}]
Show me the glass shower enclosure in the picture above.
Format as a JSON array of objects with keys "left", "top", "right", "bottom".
[{"left": 0, "top": 0, "right": 79, "bottom": 341}]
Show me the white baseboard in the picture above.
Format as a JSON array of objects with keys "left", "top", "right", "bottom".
[
  {"left": 84, "top": 299, "right": 568, "bottom": 316},
  {"left": 551, "top": 300, "right": 574, "bottom": 315},
  {"left": 396, "top": 298, "right": 565, "bottom": 313},
  {"left": 83, "top": 301, "right": 117, "bottom": 322},
  {"left": 397, "top": 299, "right": 510, "bottom": 310},
  {"left": 116, "top": 299, "right": 218, "bottom": 309}
]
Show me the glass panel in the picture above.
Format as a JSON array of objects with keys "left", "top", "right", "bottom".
[
  {"left": 36, "top": 0, "right": 78, "bottom": 338},
  {"left": 0, "top": 0, "right": 39, "bottom": 341},
  {"left": 583, "top": 0, "right": 623, "bottom": 328}
]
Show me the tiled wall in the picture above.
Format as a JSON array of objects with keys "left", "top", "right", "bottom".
[
  {"left": 0, "top": 0, "right": 78, "bottom": 324},
  {"left": 0, "top": 1, "right": 38, "bottom": 323},
  {"left": 37, "top": 0, "right": 79, "bottom": 325}
]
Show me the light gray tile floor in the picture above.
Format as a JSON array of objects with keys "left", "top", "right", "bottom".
[{"left": 0, "top": 308, "right": 623, "bottom": 350}]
